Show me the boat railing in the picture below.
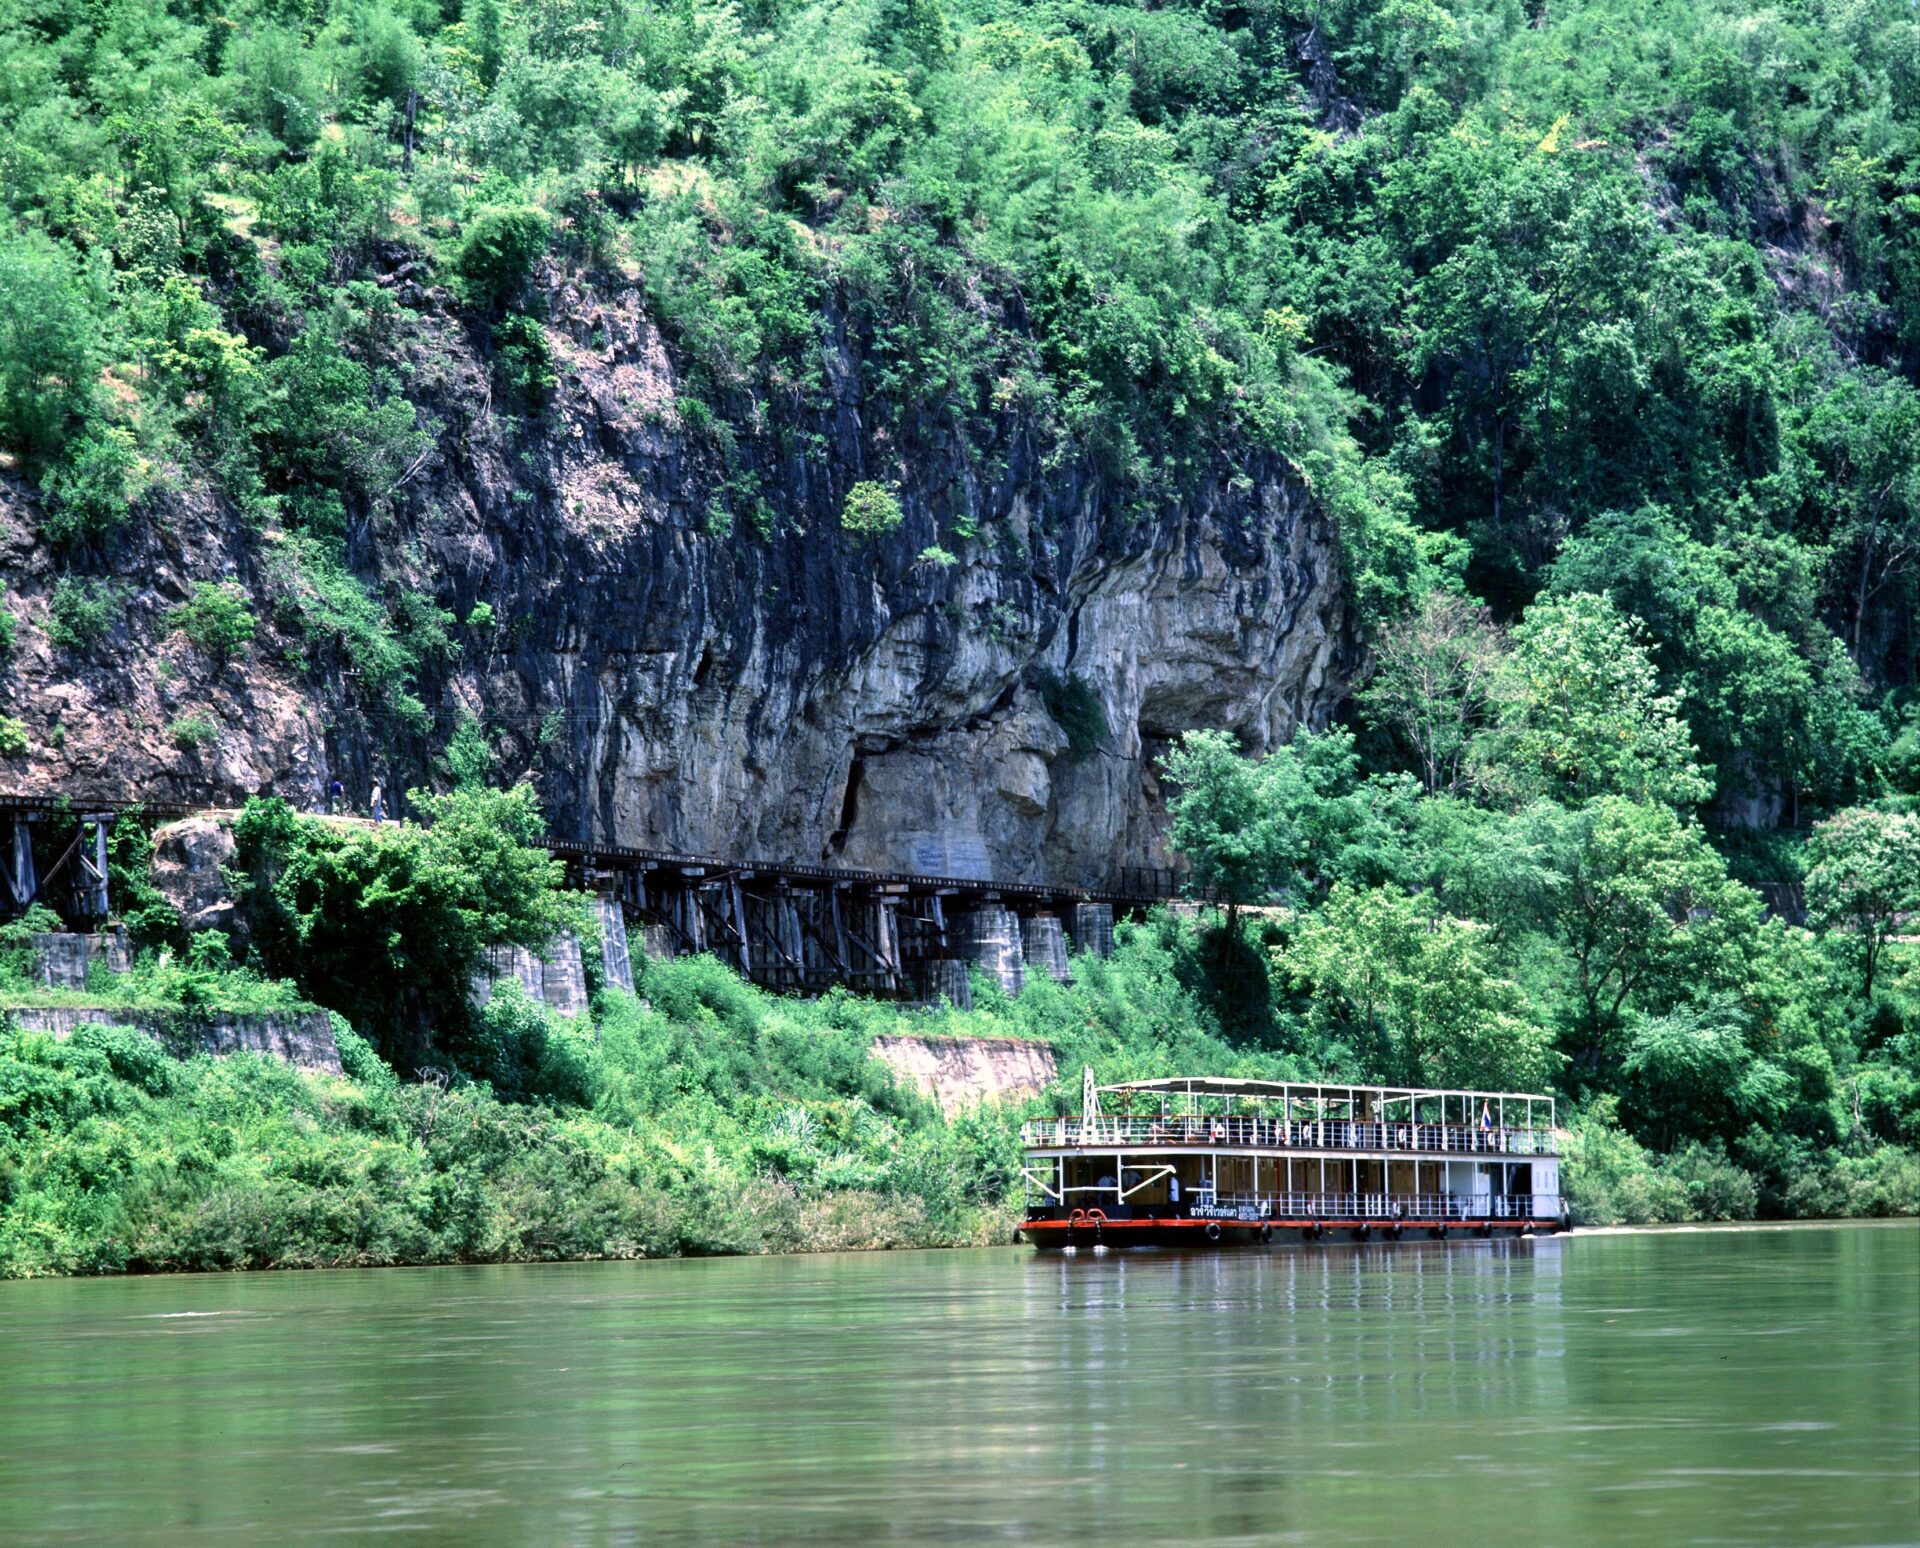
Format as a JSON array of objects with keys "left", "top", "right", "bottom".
[
  {"left": 1194, "top": 1191, "right": 1557, "bottom": 1221},
  {"left": 1020, "top": 1116, "right": 1559, "bottom": 1157}
]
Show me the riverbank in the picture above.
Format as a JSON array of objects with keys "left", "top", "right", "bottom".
[{"left": 3, "top": 937, "right": 1915, "bottom": 1277}]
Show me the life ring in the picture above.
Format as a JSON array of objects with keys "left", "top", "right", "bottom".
[{"left": 1203, "top": 1221, "right": 1223, "bottom": 1244}]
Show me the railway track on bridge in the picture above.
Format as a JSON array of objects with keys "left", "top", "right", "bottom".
[{"left": 0, "top": 790, "right": 1176, "bottom": 1006}]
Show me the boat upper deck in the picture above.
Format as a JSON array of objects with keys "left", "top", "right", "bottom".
[
  {"left": 1020, "top": 1114, "right": 1559, "bottom": 1157},
  {"left": 1021, "top": 1076, "right": 1561, "bottom": 1159}
]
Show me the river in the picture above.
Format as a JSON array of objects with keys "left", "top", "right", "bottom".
[{"left": 0, "top": 1223, "right": 1913, "bottom": 1543}]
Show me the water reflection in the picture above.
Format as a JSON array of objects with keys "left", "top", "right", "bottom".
[{"left": 0, "top": 1226, "right": 1911, "bottom": 1544}]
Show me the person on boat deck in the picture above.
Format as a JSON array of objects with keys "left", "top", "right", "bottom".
[{"left": 1480, "top": 1101, "right": 1494, "bottom": 1150}]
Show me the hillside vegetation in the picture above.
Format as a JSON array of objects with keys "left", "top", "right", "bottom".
[
  {"left": 0, "top": 0, "right": 1916, "bottom": 1270},
  {"left": 0, "top": 0, "right": 1914, "bottom": 802}
]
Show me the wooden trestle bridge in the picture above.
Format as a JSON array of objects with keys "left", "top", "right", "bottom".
[{"left": 0, "top": 791, "right": 1163, "bottom": 1006}]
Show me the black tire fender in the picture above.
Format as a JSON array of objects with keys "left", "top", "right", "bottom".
[{"left": 1203, "top": 1221, "right": 1223, "bottom": 1244}]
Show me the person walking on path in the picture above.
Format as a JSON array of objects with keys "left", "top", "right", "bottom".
[
  {"left": 370, "top": 780, "right": 385, "bottom": 824},
  {"left": 328, "top": 777, "right": 343, "bottom": 816}
]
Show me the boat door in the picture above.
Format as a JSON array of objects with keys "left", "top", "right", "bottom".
[{"left": 1470, "top": 1167, "right": 1492, "bottom": 1215}]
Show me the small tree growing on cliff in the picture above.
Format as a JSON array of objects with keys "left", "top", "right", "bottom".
[
  {"left": 454, "top": 205, "right": 551, "bottom": 317},
  {"left": 167, "top": 582, "right": 256, "bottom": 663},
  {"left": 840, "top": 481, "right": 904, "bottom": 540}
]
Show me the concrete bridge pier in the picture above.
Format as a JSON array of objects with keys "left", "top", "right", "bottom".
[
  {"left": 1021, "top": 913, "right": 1072, "bottom": 983},
  {"left": 594, "top": 891, "right": 634, "bottom": 992},
  {"left": 922, "top": 958, "right": 973, "bottom": 1011},
  {"left": 959, "top": 905, "right": 1026, "bottom": 999},
  {"left": 1070, "top": 903, "right": 1115, "bottom": 960}
]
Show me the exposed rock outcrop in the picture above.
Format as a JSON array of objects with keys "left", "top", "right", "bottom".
[
  {"left": 150, "top": 817, "right": 240, "bottom": 936},
  {"left": 0, "top": 269, "right": 1356, "bottom": 889},
  {"left": 872, "top": 1033, "right": 1058, "bottom": 1115}
]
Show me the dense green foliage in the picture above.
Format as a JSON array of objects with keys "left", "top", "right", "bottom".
[
  {"left": 0, "top": 759, "right": 1914, "bottom": 1275},
  {"left": 1162, "top": 668, "right": 1920, "bottom": 1219},
  {"left": 232, "top": 787, "right": 576, "bottom": 1072},
  {"left": 2, "top": 885, "right": 1913, "bottom": 1275},
  {"left": 0, "top": 0, "right": 1915, "bottom": 1271},
  {"left": 0, "top": 0, "right": 1911, "bottom": 810}
]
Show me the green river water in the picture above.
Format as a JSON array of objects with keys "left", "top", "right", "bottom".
[{"left": 0, "top": 1223, "right": 1914, "bottom": 1544}]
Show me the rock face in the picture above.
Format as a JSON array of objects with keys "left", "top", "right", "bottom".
[
  {"left": 871, "top": 1034, "right": 1059, "bottom": 1116},
  {"left": 150, "top": 818, "right": 240, "bottom": 936},
  {"left": 0, "top": 268, "right": 1356, "bottom": 889}
]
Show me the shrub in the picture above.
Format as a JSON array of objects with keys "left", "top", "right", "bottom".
[
  {"left": 443, "top": 713, "right": 492, "bottom": 789},
  {"left": 492, "top": 313, "right": 556, "bottom": 414},
  {"left": 454, "top": 206, "right": 551, "bottom": 314},
  {"left": 39, "top": 425, "right": 143, "bottom": 547},
  {"left": 459, "top": 980, "right": 599, "bottom": 1106},
  {"left": 0, "top": 717, "right": 25, "bottom": 757},
  {"left": 1782, "top": 1147, "right": 1920, "bottom": 1218},
  {"left": 168, "top": 712, "right": 219, "bottom": 748},
  {"left": 1662, "top": 1142, "right": 1759, "bottom": 1221},
  {"left": 167, "top": 582, "right": 256, "bottom": 662},
  {"left": 46, "top": 577, "right": 124, "bottom": 652},
  {"left": 263, "top": 536, "right": 420, "bottom": 704},
  {"left": 918, "top": 545, "right": 957, "bottom": 568},
  {"left": 840, "top": 481, "right": 904, "bottom": 539}
]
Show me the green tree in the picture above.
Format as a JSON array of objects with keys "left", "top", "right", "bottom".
[
  {"left": 0, "top": 234, "right": 103, "bottom": 465},
  {"left": 1358, "top": 590, "right": 1504, "bottom": 795},
  {"left": 1479, "top": 593, "right": 1712, "bottom": 809},
  {"left": 1163, "top": 728, "right": 1415, "bottom": 915},
  {"left": 235, "top": 787, "right": 573, "bottom": 1072},
  {"left": 454, "top": 206, "right": 552, "bottom": 316},
  {"left": 1619, "top": 999, "right": 1772, "bottom": 1150},
  {"left": 1805, "top": 809, "right": 1920, "bottom": 1001},
  {"left": 1285, "top": 882, "right": 1556, "bottom": 1089},
  {"left": 38, "top": 425, "right": 144, "bottom": 547},
  {"left": 1161, "top": 730, "right": 1280, "bottom": 918},
  {"left": 261, "top": 330, "right": 428, "bottom": 503},
  {"left": 1544, "top": 797, "right": 1760, "bottom": 1080}
]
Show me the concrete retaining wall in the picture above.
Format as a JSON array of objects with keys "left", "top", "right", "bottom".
[
  {"left": 472, "top": 934, "right": 592, "bottom": 1018},
  {"left": 7, "top": 1005, "right": 343, "bottom": 1074},
  {"left": 30, "top": 930, "right": 132, "bottom": 990}
]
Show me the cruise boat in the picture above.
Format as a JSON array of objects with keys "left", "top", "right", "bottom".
[{"left": 1019, "top": 1070, "right": 1567, "bottom": 1248}]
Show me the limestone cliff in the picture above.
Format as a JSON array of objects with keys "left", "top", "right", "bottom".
[{"left": 0, "top": 264, "right": 1354, "bottom": 888}]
